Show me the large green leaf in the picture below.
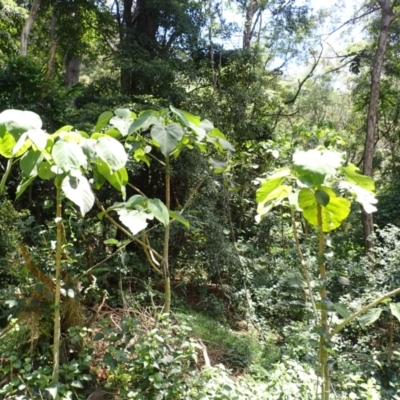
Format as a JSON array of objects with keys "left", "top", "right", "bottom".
[
  {"left": 62, "top": 175, "right": 94, "bottom": 216},
  {"left": 151, "top": 123, "right": 184, "bottom": 157},
  {"left": 256, "top": 185, "right": 292, "bottom": 221},
  {"left": 80, "top": 138, "right": 97, "bottom": 162},
  {"left": 12, "top": 132, "right": 29, "bottom": 157},
  {"left": 340, "top": 163, "right": 375, "bottom": 191},
  {"left": 298, "top": 187, "right": 350, "bottom": 232},
  {"left": 256, "top": 170, "right": 290, "bottom": 203},
  {"left": 110, "top": 116, "right": 132, "bottom": 137},
  {"left": 359, "top": 308, "right": 382, "bottom": 327},
  {"left": 52, "top": 140, "right": 87, "bottom": 172},
  {"left": 20, "top": 150, "right": 43, "bottom": 177},
  {"left": 293, "top": 149, "right": 343, "bottom": 186},
  {"left": 128, "top": 111, "right": 158, "bottom": 135},
  {"left": 0, "top": 109, "right": 42, "bottom": 135},
  {"left": 117, "top": 209, "right": 151, "bottom": 235},
  {"left": 95, "top": 136, "right": 127, "bottom": 171},
  {"left": 28, "top": 129, "right": 48, "bottom": 151},
  {"left": 389, "top": 303, "right": 400, "bottom": 322},
  {"left": 38, "top": 161, "right": 56, "bottom": 180},
  {"left": 114, "top": 108, "right": 132, "bottom": 119},
  {"left": 148, "top": 198, "right": 169, "bottom": 226},
  {"left": 126, "top": 195, "right": 147, "bottom": 208},
  {"left": 170, "top": 105, "right": 200, "bottom": 127},
  {"left": 0, "top": 129, "right": 16, "bottom": 158},
  {"left": 96, "top": 160, "right": 127, "bottom": 195},
  {"left": 95, "top": 111, "right": 113, "bottom": 132}
]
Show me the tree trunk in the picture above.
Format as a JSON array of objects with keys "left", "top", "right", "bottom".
[
  {"left": 45, "top": 11, "right": 57, "bottom": 80},
  {"left": 65, "top": 54, "right": 80, "bottom": 87},
  {"left": 243, "top": 0, "right": 258, "bottom": 50},
  {"left": 120, "top": 0, "right": 133, "bottom": 95},
  {"left": 363, "top": 0, "right": 400, "bottom": 251},
  {"left": 21, "top": 0, "right": 42, "bottom": 56}
]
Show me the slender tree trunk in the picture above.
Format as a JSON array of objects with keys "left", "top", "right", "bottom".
[
  {"left": 45, "top": 11, "right": 57, "bottom": 80},
  {"left": 120, "top": 0, "right": 133, "bottom": 94},
  {"left": 363, "top": 0, "right": 400, "bottom": 251},
  {"left": 65, "top": 53, "right": 80, "bottom": 87},
  {"left": 21, "top": 0, "right": 42, "bottom": 56},
  {"left": 243, "top": 0, "right": 258, "bottom": 50}
]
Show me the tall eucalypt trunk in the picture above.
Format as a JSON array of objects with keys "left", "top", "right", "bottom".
[
  {"left": 21, "top": 0, "right": 42, "bottom": 56},
  {"left": 363, "top": 0, "right": 400, "bottom": 252}
]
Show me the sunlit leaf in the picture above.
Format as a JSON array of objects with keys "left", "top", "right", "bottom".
[
  {"left": 151, "top": 123, "right": 184, "bottom": 157},
  {"left": 339, "top": 181, "right": 377, "bottom": 214},
  {"left": 340, "top": 163, "right": 375, "bottom": 191},
  {"left": 114, "top": 108, "right": 133, "bottom": 119},
  {"left": 28, "top": 129, "right": 48, "bottom": 151},
  {"left": 62, "top": 175, "right": 94, "bottom": 216},
  {"left": 117, "top": 209, "right": 150, "bottom": 235},
  {"left": 293, "top": 149, "right": 343, "bottom": 185},
  {"left": 298, "top": 187, "right": 350, "bottom": 232},
  {"left": 257, "top": 185, "right": 292, "bottom": 221},
  {"left": 52, "top": 140, "right": 87, "bottom": 172},
  {"left": 95, "top": 136, "right": 127, "bottom": 171},
  {"left": 0, "top": 109, "right": 42, "bottom": 135},
  {"left": 110, "top": 116, "right": 132, "bottom": 137},
  {"left": 0, "top": 129, "right": 17, "bottom": 158},
  {"left": 256, "top": 177, "right": 285, "bottom": 203}
]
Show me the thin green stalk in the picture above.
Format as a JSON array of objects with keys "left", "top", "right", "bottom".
[
  {"left": 330, "top": 286, "right": 400, "bottom": 338},
  {"left": 317, "top": 204, "right": 329, "bottom": 400},
  {"left": 0, "top": 159, "right": 13, "bottom": 196},
  {"left": 163, "top": 157, "right": 171, "bottom": 313},
  {"left": 290, "top": 209, "right": 319, "bottom": 323},
  {"left": 52, "top": 182, "right": 62, "bottom": 392}
]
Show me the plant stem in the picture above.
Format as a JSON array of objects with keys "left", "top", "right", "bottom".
[
  {"left": 52, "top": 182, "right": 62, "bottom": 393},
  {"left": 317, "top": 204, "right": 329, "bottom": 400},
  {"left": 290, "top": 209, "right": 319, "bottom": 323},
  {"left": 163, "top": 156, "right": 171, "bottom": 313},
  {"left": 0, "top": 159, "right": 13, "bottom": 196},
  {"left": 330, "top": 286, "right": 400, "bottom": 338}
]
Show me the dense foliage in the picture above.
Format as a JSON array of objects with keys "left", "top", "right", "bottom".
[{"left": 1, "top": 1, "right": 400, "bottom": 399}]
